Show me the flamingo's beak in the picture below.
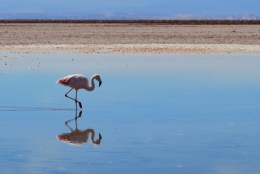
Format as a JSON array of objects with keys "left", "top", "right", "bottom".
[{"left": 99, "top": 81, "right": 102, "bottom": 87}]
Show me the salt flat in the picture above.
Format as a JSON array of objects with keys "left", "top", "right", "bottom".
[{"left": 1, "top": 23, "right": 260, "bottom": 53}]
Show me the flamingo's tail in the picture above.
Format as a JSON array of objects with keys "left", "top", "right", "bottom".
[{"left": 56, "top": 77, "right": 70, "bottom": 86}]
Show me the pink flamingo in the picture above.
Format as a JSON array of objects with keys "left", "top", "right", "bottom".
[
  {"left": 57, "top": 74, "right": 102, "bottom": 109},
  {"left": 57, "top": 111, "right": 102, "bottom": 146}
]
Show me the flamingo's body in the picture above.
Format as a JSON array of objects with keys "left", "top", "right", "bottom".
[{"left": 57, "top": 74, "right": 102, "bottom": 109}]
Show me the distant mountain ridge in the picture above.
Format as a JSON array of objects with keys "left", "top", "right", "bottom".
[{"left": 0, "top": 13, "right": 260, "bottom": 20}]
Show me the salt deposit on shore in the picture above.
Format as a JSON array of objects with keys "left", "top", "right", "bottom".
[{"left": 1, "top": 44, "right": 260, "bottom": 53}]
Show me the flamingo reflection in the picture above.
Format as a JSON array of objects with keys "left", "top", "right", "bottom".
[{"left": 57, "top": 110, "right": 102, "bottom": 146}]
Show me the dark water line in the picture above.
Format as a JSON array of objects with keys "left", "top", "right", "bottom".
[{"left": 0, "top": 106, "right": 74, "bottom": 111}]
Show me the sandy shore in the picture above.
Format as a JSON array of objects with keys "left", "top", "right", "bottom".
[{"left": 1, "top": 23, "right": 260, "bottom": 53}]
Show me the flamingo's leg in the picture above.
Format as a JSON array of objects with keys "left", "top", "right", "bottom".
[
  {"left": 65, "top": 88, "right": 74, "bottom": 100},
  {"left": 65, "top": 88, "right": 82, "bottom": 109},
  {"left": 75, "top": 90, "right": 82, "bottom": 109},
  {"left": 65, "top": 110, "right": 82, "bottom": 131},
  {"left": 75, "top": 90, "right": 78, "bottom": 110}
]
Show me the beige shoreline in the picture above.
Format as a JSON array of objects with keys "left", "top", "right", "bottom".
[{"left": 1, "top": 44, "right": 260, "bottom": 53}]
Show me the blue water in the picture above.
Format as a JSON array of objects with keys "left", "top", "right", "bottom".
[{"left": 0, "top": 51, "right": 260, "bottom": 173}]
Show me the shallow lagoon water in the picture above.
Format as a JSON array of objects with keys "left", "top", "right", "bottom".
[{"left": 0, "top": 51, "right": 260, "bottom": 173}]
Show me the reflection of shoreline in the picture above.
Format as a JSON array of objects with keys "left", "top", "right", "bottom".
[
  {"left": 2, "top": 44, "right": 260, "bottom": 53},
  {"left": 57, "top": 111, "right": 102, "bottom": 146}
]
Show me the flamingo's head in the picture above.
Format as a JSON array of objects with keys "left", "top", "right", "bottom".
[
  {"left": 93, "top": 74, "right": 102, "bottom": 87},
  {"left": 92, "top": 133, "right": 102, "bottom": 145}
]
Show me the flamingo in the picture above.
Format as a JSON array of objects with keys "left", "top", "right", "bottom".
[
  {"left": 57, "top": 128, "right": 102, "bottom": 146},
  {"left": 57, "top": 111, "right": 102, "bottom": 146},
  {"left": 56, "top": 74, "right": 102, "bottom": 109}
]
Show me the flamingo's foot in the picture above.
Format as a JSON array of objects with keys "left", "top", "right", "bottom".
[
  {"left": 78, "top": 110, "right": 83, "bottom": 117},
  {"left": 78, "top": 102, "right": 82, "bottom": 109}
]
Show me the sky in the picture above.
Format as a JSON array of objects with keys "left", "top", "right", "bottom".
[{"left": 0, "top": 0, "right": 260, "bottom": 19}]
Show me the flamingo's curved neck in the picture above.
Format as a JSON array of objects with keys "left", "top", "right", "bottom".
[
  {"left": 89, "top": 129, "right": 96, "bottom": 142},
  {"left": 85, "top": 129, "right": 99, "bottom": 144},
  {"left": 84, "top": 76, "right": 95, "bottom": 91}
]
